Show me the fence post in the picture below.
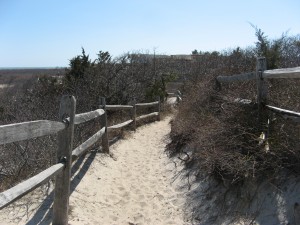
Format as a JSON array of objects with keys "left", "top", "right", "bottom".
[
  {"left": 157, "top": 96, "right": 161, "bottom": 121},
  {"left": 215, "top": 79, "right": 222, "bottom": 91},
  {"left": 176, "top": 90, "right": 182, "bottom": 102},
  {"left": 100, "top": 97, "right": 109, "bottom": 153},
  {"left": 256, "top": 57, "right": 267, "bottom": 125},
  {"left": 132, "top": 98, "right": 136, "bottom": 131},
  {"left": 53, "top": 95, "right": 76, "bottom": 225}
]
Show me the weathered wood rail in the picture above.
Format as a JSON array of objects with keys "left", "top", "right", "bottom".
[
  {"left": 167, "top": 90, "right": 183, "bottom": 102},
  {"left": 106, "top": 97, "right": 160, "bottom": 130},
  {"left": 216, "top": 66, "right": 300, "bottom": 83},
  {"left": 0, "top": 96, "right": 161, "bottom": 224},
  {"left": 216, "top": 57, "right": 300, "bottom": 123}
]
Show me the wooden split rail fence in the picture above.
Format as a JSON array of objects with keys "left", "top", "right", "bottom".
[
  {"left": 167, "top": 90, "right": 183, "bottom": 102},
  {"left": 0, "top": 96, "right": 161, "bottom": 224},
  {"left": 216, "top": 57, "right": 300, "bottom": 125}
]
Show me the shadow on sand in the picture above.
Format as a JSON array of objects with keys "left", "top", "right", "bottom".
[
  {"left": 25, "top": 151, "right": 97, "bottom": 225},
  {"left": 171, "top": 158, "right": 300, "bottom": 225}
]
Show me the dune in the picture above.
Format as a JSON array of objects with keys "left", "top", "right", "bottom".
[
  {"left": 68, "top": 116, "right": 188, "bottom": 225},
  {"left": 0, "top": 116, "right": 190, "bottom": 225}
]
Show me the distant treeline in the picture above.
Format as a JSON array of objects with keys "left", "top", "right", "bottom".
[{"left": 0, "top": 68, "right": 66, "bottom": 77}]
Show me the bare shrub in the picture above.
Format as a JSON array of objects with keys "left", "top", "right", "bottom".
[
  {"left": 167, "top": 35, "right": 300, "bottom": 222},
  {"left": 0, "top": 49, "right": 184, "bottom": 191}
]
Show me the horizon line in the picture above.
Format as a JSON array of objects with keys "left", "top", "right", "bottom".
[{"left": 0, "top": 67, "right": 68, "bottom": 70}]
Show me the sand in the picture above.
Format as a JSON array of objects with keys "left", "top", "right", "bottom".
[
  {"left": 0, "top": 115, "right": 190, "bottom": 225},
  {"left": 68, "top": 116, "right": 188, "bottom": 225},
  {"left": 3, "top": 102, "right": 298, "bottom": 225},
  {"left": 78, "top": 111, "right": 299, "bottom": 225}
]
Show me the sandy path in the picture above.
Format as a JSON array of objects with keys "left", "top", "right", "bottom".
[
  {"left": 0, "top": 115, "right": 189, "bottom": 225},
  {"left": 69, "top": 116, "right": 187, "bottom": 225}
]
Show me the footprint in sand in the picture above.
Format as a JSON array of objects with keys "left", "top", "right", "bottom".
[
  {"left": 117, "top": 186, "right": 125, "bottom": 191},
  {"left": 152, "top": 203, "right": 158, "bottom": 209},
  {"left": 109, "top": 215, "right": 119, "bottom": 222},
  {"left": 138, "top": 201, "right": 148, "bottom": 207},
  {"left": 133, "top": 213, "right": 144, "bottom": 223},
  {"left": 155, "top": 193, "right": 165, "bottom": 201},
  {"left": 124, "top": 173, "right": 132, "bottom": 179},
  {"left": 138, "top": 194, "right": 145, "bottom": 200},
  {"left": 118, "top": 199, "right": 126, "bottom": 206},
  {"left": 133, "top": 188, "right": 142, "bottom": 194},
  {"left": 105, "top": 194, "right": 120, "bottom": 204},
  {"left": 171, "top": 198, "right": 184, "bottom": 207},
  {"left": 1, "top": 117, "right": 188, "bottom": 225},
  {"left": 149, "top": 183, "right": 157, "bottom": 189},
  {"left": 108, "top": 194, "right": 118, "bottom": 200},
  {"left": 124, "top": 195, "right": 130, "bottom": 201}
]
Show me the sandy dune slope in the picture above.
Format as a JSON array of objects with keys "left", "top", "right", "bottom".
[
  {"left": 0, "top": 116, "right": 190, "bottom": 225},
  {"left": 68, "top": 116, "right": 188, "bottom": 225}
]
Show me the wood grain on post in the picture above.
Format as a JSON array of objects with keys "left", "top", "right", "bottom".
[
  {"left": 215, "top": 79, "right": 222, "bottom": 91},
  {"left": 176, "top": 90, "right": 182, "bottom": 102},
  {"left": 53, "top": 95, "right": 76, "bottom": 225},
  {"left": 256, "top": 57, "right": 267, "bottom": 123},
  {"left": 132, "top": 99, "right": 136, "bottom": 131},
  {"left": 100, "top": 97, "right": 109, "bottom": 153},
  {"left": 157, "top": 96, "right": 161, "bottom": 121}
]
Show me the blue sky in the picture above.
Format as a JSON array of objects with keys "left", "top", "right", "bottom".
[{"left": 0, "top": 0, "right": 299, "bottom": 67}]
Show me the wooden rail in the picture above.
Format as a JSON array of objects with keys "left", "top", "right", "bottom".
[
  {"left": 263, "top": 67, "right": 300, "bottom": 79},
  {"left": 216, "top": 72, "right": 256, "bottom": 83},
  {"left": 167, "top": 90, "right": 182, "bottom": 102},
  {"left": 0, "top": 95, "right": 161, "bottom": 224},
  {"left": 108, "top": 119, "right": 133, "bottom": 130},
  {"left": 72, "top": 127, "right": 106, "bottom": 161},
  {"left": 136, "top": 112, "right": 159, "bottom": 121},
  {"left": 216, "top": 57, "right": 300, "bottom": 125},
  {"left": 106, "top": 105, "right": 133, "bottom": 110},
  {"left": 0, "top": 163, "right": 64, "bottom": 209},
  {"left": 168, "top": 93, "right": 177, "bottom": 98},
  {"left": 264, "top": 105, "right": 300, "bottom": 123},
  {"left": 136, "top": 101, "right": 159, "bottom": 107},
  {"left": 107, "top": 99, "right": 160, "bottom": 130},
  {"left": 0, "top": 120, "right": 66, "bottom": 145},
  {"left": 216, "top": 67, "right": 300, "bottom": 83},
  {"left": 73, "top": 109, "right": 105, "bottom": 125}
]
